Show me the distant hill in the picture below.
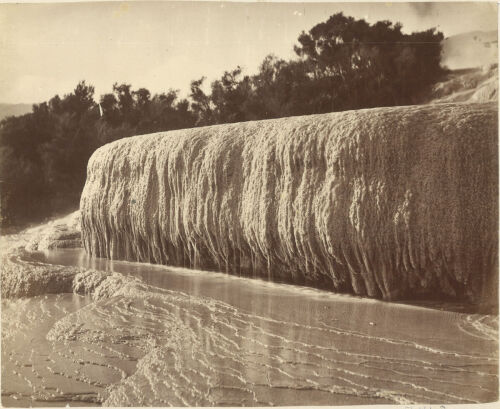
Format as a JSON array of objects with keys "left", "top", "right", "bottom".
[
  {"left": 0, "top": 103, "right": 32, "bottom": 122},
  {"left": 442, "top": 30, "right": 498, "bottom": 70}
]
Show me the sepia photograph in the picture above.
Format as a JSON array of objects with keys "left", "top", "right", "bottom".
[{"left": 0, "top": 1, "right": 498, "bottom": 407}]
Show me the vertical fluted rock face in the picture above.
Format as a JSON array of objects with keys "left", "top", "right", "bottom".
[{"left": 80, "top": 102, "right": 498, "bottom": 303}]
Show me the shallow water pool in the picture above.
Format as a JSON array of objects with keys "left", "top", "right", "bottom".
[{"left": 2, "top": 249, "right": 498, "bottom": 406}]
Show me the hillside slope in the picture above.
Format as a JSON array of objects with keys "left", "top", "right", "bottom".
[
  {"left": 427, "top": 64, "right": 498, "bottom": 104},
  {"left": 430, "top": 30, "right": 498, "bottom": 104},
  {"left": 442, "top": 30, "right": 498, "bottom": 70}
]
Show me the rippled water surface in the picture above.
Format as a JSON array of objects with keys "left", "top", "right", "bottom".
[{"left": 2, "top": 249, "right": 498, "bottom": 406}]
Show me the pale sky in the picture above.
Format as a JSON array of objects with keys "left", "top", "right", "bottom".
[{"left": 0, "top": 1, "right": 498, "bottom": 104}]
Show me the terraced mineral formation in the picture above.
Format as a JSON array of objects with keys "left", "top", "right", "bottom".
[{"left": 80, "top": 102, "right": 498, "bottom": 304}]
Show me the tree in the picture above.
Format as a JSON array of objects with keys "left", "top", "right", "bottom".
[
  {"left": 113, "top": 83, "right": 135, "bottom": 124},
  {"left": 251, "top": 57, "right": 313, "bottom": 117},
  {"left": 133, "top": 88, "right": 151, "bottom": 109},
  {"left": 210, "top": 66, "right": 255, "bottom": 123},
  {"left": 190, "top": 77, "right": 214, "bottom": 126},
  {"left": 60, "top": 81, "right": 96, "bottom": 116},
  {"left": 100, "top": 93, "right": 120, "bottom": 125},
  {"left": 294, "top": 13, "right": 445, "bottom": 108}
]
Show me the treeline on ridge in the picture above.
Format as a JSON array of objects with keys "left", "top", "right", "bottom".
[{"left": 0, "top": 13, "right": 445, "bottom": 230}]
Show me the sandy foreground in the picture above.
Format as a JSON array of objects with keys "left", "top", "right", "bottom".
[{"left": 1, "top": 212, "right": 498, "bottom": 407}]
